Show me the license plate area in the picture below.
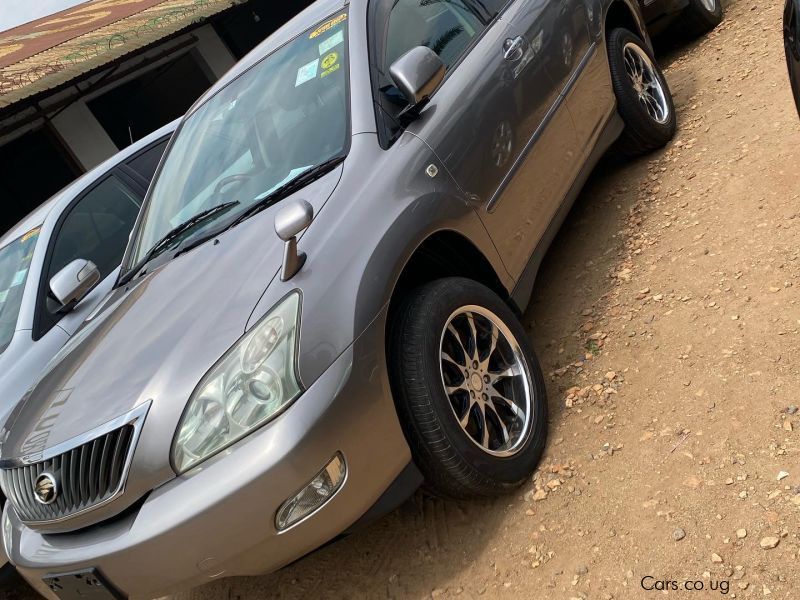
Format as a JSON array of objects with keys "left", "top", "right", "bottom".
[{"left": 43, "top": 568, "right": 124, "bottom": 599}]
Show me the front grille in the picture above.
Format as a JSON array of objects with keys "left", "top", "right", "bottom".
[
  {"left": 0, "top": 401, "right": 152, "bottom": 525},
  {"left": 1, "top": 424, "right": 135, "bottom": 523}
]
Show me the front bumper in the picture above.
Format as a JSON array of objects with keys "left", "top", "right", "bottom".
[{"left": 6, "top": 310, "right": 412, "bottom": 599}]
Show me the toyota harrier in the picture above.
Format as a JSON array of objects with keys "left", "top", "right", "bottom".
[{"left": 0, "top": 0, "right": 674, "bottom": 597}]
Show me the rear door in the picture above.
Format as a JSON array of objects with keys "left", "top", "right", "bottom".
[{"left": 469, "top": 0, "right": 584, "bottom": 278}]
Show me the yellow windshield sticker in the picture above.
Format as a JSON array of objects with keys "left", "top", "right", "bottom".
[
  {"left": 321, "top": 52, "right": 338, "bottom": 70},
  {"left": 321, "top": 64, "right": 341, "bottom": 78},
  {"left": 21, "top": 227, "right": 40, "bottom": 242},
  {"left": 310, "top": 13, "right": 347, "bottom": 39}
]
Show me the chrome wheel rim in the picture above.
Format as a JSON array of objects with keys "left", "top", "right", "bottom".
[
  {"left": 699, "top": 0, "right": 716, "bottom": 12},
  {"left": 562, "top": 32, "right": 573, "bottom": 69},
  {"left": 623, "top": 42, "right": 670, "bottom": 124},
  {"left": 439, "top": 306, "right": 534, "bottom": 457},
  {"left": 491, "top": 120, "right": 513, "bottom": 167}
]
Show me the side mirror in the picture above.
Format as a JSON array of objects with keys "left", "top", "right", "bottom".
[
  {"left": 275, "top": 200, "right": 313, "bottom": 282},
  {"left": 49, "top": 259, "right": 101, "bottom": 311},
  {"left": 389, "top": 46, "right": 445, "bottom": 113}
]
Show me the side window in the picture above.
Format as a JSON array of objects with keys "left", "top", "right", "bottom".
[
  {"left": 479, "top": 0, "right": 511, "bottom": 18},
  {"left": 49, "top": 176, "right": 142, "bottom": 281},
  {"left": 40, "top": 175, "right": 143, "bottom": 329},
  {"left": 384, "top": 0, "right": 487, "bottom": 72},
  {"left": 126, "top": 138, "right": 169, "bottom": 183}
]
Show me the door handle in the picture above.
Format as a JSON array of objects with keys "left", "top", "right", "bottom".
[{"left": 503, "top": 36, "right": 525, "bottom": 61}]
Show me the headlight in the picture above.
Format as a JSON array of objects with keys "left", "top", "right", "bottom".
[{"left": 171, "top": 292, "right": 302, "bottom": 473}]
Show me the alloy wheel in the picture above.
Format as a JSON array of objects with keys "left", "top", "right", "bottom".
[
  {"left": 491, "top": 121, "right": 513, "bottom": 167},
  {"left": 562, "top": 32, "right": 574, "bottom": 69},
  {"left": 699, "top": 0, "right": 717, "bottom": 13},
  {"left": 439, "top": 306, "right": 534, "bottom": 457},
  {"left": 623, "top": 42, "right": 670, "bottom": 124}
]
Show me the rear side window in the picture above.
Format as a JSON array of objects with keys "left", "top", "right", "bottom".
[
  {"left": 478, "top": 0, "right": 511, "bottom": 17},
  {"left": 127, "top": 138, "right": 169, "bottom": 183},
  {"left": 384, "top": 0, "right": 486, "bottom": 72}
]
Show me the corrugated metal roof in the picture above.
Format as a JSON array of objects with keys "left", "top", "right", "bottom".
[{"left": 0, "top": 0, "right": 234, "bottom": 109}]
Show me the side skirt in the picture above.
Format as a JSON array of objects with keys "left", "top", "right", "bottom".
[{"left": 510, "top": 112, "right": 625, "bottom": 312}]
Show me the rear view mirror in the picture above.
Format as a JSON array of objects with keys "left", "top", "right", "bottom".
[
  {"left": 390, "top": 46, "right": 445, "bottom": 111},
  {"left": 49, "top": 259, "right": 101, "bottom": 311}
]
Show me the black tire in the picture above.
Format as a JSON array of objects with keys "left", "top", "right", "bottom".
[
  {"left": 678, "top": 0, "right": 723, "bottom": 38},
  {"left": 0, "top": 563, "right": 22, "bottom": 593},
  {"left": 608, "top": 28, "right": 676, "bottom": 157},
  {"left": 389, "top": 278, "right": 548, "bottom": 499}
]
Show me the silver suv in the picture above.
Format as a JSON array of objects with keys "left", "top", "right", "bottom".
[{"left": 0, "top": 0, "right": 674, "bottom": 598}]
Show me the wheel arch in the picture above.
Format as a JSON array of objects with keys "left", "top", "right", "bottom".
[
  {"left": 387, "top": 230, "right": 514, "bottom": 334},
  {"left": 604, "top": 0, "right": 651, "bottom": 46}
]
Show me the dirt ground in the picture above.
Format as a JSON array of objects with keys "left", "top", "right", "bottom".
[{"left": 8, "top": 0, "right": 800, "bottom": 598}]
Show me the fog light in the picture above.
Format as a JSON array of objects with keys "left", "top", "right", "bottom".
[{"left": 275, "top": 454, "right": 346, "bottom": 531}]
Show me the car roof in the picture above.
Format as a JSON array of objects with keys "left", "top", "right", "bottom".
[{"left": 0, "top": 118, "right": 179, "bottom": 251}]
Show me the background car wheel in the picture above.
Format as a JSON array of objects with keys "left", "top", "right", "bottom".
[
  {"left": 608, "top": 28, "right": 676, "bottom": 156},
  {"left": 389, "top": 277, "right": 548, "bottom": 499},
  {"left": 678, "top": 0, "right": 723, "bottom": 38},
  {"left": 784, "top": 0, "right": 800, "bottom": 118},
  {"left": 0, "top": 563, "right": 21, "bottom": 592}
]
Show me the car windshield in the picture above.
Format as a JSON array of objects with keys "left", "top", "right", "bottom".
[
  {"left": 0, "top": 227, "right": 40, "bottom": 354},
  {"left": 129, "top": 11, "right": 350, "bottom": 267}
]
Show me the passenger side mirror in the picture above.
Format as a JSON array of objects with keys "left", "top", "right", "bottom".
[
  {"left": 390, "top": 46, "right": 445, "bottom": 118},
  {"left": 49, "top": 259, "right": 101, "bottom": 311},
  {"left": 275, "top": 200, "right": 313, "bottom": 282}
]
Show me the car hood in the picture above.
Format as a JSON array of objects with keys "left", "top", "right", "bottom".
[{"left": 0, "top": 168, "right": 342, "bottom": 463}]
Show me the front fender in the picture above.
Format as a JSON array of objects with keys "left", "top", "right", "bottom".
[{"left": 246, "top": 132, "right": 511, "bottom": 388}]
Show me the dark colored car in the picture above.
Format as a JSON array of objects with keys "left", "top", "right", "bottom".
[
  {"left": 785, "top": 0, "right": 800, "bottom": 116},
  {"left": 640, "top": 0, "right": 723, "bottom": 36}
]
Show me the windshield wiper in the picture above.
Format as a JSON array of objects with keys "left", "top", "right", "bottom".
[
  {"left": 229, "top": 156, "right": 345, "bottom": 229},
  {"left": 119, "top": 201, "right": 239, "bottom": 285}
]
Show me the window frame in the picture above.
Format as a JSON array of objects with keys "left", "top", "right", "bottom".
[
  {"left": 367, "top": 0, "right": 504, "bottom": 149},
  {"left": 32, "top": 167, "right": 148, "bottom": 341},
  {"left": 120, "top": 135, "right": 172, "bottom": 186}
]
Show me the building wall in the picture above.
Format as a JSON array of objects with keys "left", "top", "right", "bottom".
[
  {"left": 0, "top": 23, "right": 239, "bottom": 234},
  {"left": 50, "top": 101, "right": 118, "bottom": 170},
  {"left": 42, "top": 23, "right": 236, "bottom": 172}
]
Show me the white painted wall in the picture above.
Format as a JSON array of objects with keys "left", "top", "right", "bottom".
[
  {"left": 194, "top": 24, "right": 237, "bottom": 80},
  {"left": 49, "top": 101, "right": 118, "bottom": 170},
  {"left": 0, "top": 25, "right": 235, "bottom": 178}
]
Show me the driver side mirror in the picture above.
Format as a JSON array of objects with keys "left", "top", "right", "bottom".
[
  {"left": 49, "top": 259, "right": 101, "bottom": 312},
  {"left": 389, "top": 46, "right": 445, "bottom": 117}
]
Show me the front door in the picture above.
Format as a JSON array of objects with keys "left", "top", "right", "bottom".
[{"left": 370, "top": 0, "right": 580, "bottom": 280}]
